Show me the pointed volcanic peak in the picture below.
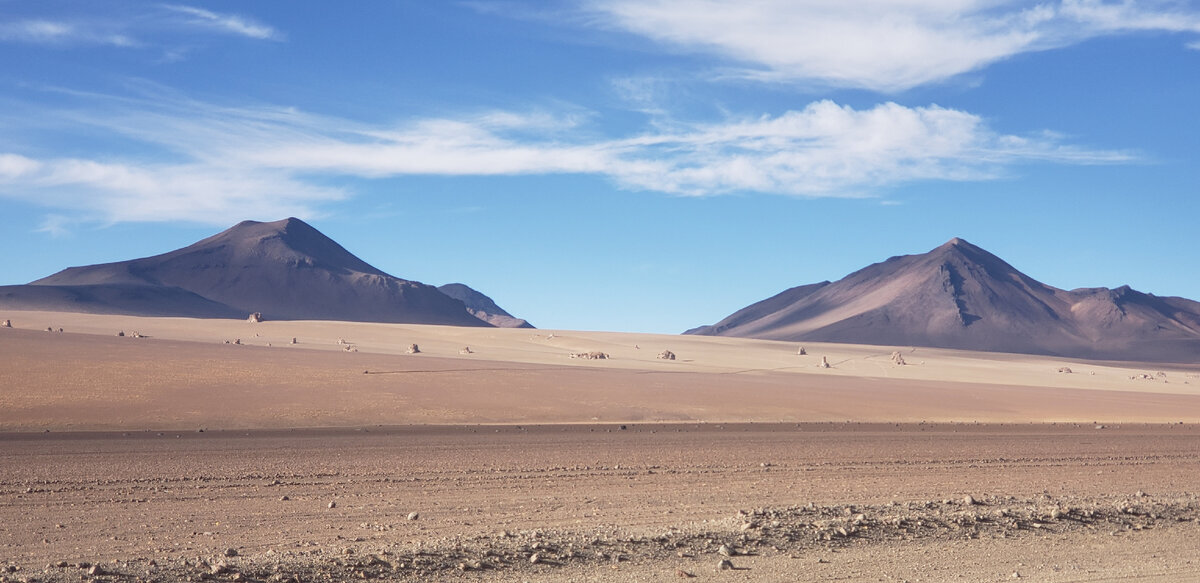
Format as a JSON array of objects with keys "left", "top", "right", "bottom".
[
  {"left": 687, "top": 238, "right": 1200, "bottom": 362},
  {"left": 29, "top": 218, "right": 489, "bottom": 326},
  {"left": 437, "top": 283, "right": 534, "bottom": 328}
]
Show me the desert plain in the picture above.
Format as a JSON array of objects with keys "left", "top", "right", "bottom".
[{"left": 3, "top": 309, "right": 1200, "bottom": 582}]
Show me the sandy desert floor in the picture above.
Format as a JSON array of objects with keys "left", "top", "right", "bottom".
[{"left": 2, "top": 310, "right": 1200, "bottom": 582}]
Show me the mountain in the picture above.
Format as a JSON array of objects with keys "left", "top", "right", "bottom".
[
  {"left": 13, "top": 218, "right": 489, "bottom": 326},
  {"left": 0, "top": 283, "right": 244, "bottom": 318},
  {"left": 686, "top": 238, "right": 1200, "bottom": 363},
  {"left": 437, "top": 283, "right": 534, "bottom": 328}
]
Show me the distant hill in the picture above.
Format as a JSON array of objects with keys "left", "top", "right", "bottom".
[
  {"left": 686, "top": 238, "right": 1200, "bottom": 363},
  {"left": 437, "top": 283, "right": 534, "bottom": 328},
  {"left": 8, "top": 218, "right": 490, "bottom": 326}
]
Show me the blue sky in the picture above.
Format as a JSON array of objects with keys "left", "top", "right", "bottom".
[{"left": 1, "top": 0, "right": 1198, "bottom": 333}]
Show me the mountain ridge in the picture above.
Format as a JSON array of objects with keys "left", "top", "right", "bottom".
[
  {"left": 686, "top": 238, "right": 1200, "bottom": 363},
  {"left": 10, "top": 218, "right": 515, "bottom": 327}
]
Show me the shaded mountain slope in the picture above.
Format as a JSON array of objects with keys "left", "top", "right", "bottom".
[
  {"left": 687, "top": 238, "right": 1200, "bottom": 362},
  {"left": 24, "top": 218, "right": 489, "bottom": 326},
  {"left": 437, "top": 283, "right": 533, "bottom": 328}
]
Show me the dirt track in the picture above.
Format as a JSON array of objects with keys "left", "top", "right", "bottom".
[{"left": 4, "top": 424, "right": 1199, "bottom": 582}]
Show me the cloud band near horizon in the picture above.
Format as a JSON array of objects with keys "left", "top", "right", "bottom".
[{"left": 0, "top": 91, "right": 1133, "bottom": 228}]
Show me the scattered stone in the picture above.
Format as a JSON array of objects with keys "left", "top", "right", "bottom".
[
  {"left": 676, "top": 568, "right": 695, "bottom": 578},
  {"left": 963, "top": 495, "right": 976, "bottom": 506},
  {"left": 224, "top": 548, "right": 238, "bottom": 557},
  {"left": 233, "top": 338, "right": 242, "bottom": 345},
  {"left": 1, "top": 319, "right": 10, "bottom": 328},
  {"left": 717, "top": 559, "right": 734, "bottom": 571},
  {"left": 247, "top": 312, "right": 263, "bottom": 323},
  {"left": 819, "top": 356, "right": 831, "bottom": 369},
  {"left": 658, "top": 350, "right": 676, "bottom": 360},
  {"left": 718, "top": 544, "right": 734, "bottom": 557},
  {"left": 87, "top": 565, "right": 103, "bottom": 576},
  {"left": 529, "top": 553, "right": 541, "bottom": 564},
  {"left": 406, "top": 343, "right": 420, "bottom": 354},
  {"left": 570, "top": 351, "right": 609, "bottom": 360},
  {"left": 290, "top": 337, "right": 298, "bottom": 344},
  {"left": 1057, "top": 366, "right": 1073, "bottom": 374},
  {"left": 891, "top": 351, "right": 906, "bottom": 365},
  {"left": 116, "top": 331, "right": 125, "bottom": 337},
  {"left": 328, "top": 501, "right": 337, "bottom": 509},
  {"left": 797, "top": 346, "right": 806, "bottom": 355},
  {"left": 460, "top": 347, "right": 473, "bottom": 354},
  {"left": 407, "top": 512, "right": 420, "bottom": 521},
  {"left": 279, "top": 495, "right": 289, "bottom": 501},
  {"left": 1095, "top": 424, "right": 1106, "bottom": 430}
]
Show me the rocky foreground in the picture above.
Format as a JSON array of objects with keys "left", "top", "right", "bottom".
[
  {"left": 4, "top": 424, "right": 1200, "bottom": 582},
  {"left": 6, "top": 492, "right": 1198, "bottom": 582}
]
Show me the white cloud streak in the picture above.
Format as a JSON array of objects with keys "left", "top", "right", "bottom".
[
  {"left": 0, "top": 89, "right": 1132, "bottom": 226},
  {"left": 582, "top": 0, "right": 1200, "bottom": 91},
  {"left": 0, "top": 19, "right": 136, "bottom": 47},
  {"left": 161, "top": 5, "right": 282, "bottom": 41},
  {"left": 0, "top": 5, "right": 279, "bottom": 48}
]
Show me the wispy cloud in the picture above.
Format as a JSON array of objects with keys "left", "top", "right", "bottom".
[
  {"left": 0, "top": 19, "right": 136, "bottom": 47},
  {"left": 581, "top": 0, "right": 1200, "bottom": 91},
  {"left": 0, "top": 86, "right": 1133, "bottom": 227},
  {"left": 0, "top": 5, "right": 279, "bottom": 49},
  {"left": 161, "top": 5, "right": 282, "bottom": 41}
]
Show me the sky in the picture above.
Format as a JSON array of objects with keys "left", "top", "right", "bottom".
[{"left": 1, "top": 0, "right": 1199, "bottom": 334}]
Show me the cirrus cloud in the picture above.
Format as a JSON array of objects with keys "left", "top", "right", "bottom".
[
  {"left": 0, "top": 87, "right": 1132, "bottom": 226},
  {"left": 581, "top": 0, "right": 1200, "bottom": 91}
]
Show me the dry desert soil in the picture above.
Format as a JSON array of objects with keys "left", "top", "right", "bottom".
[{"left": 2, "top": 310, "right": 1200, "bottom": 582}]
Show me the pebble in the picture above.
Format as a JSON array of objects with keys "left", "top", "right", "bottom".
[
  {"left": 328, "top": 501, "right": 337, "bottom": 509},
  {"left": 224, "top": 548, "right": 238, "bottom": 557},
  {"left": 718, "top": 544, "right": 734, "bottom": 557},
  {"left": 529, "top": 553, "right": 541, "bottom": 564},
  {"left": 717, "top": 559, "right": 734, "bottom": 571},
  {"left": 407, "top": 512, "right": 420, "bottom": 521},
  {"left": 963, "top": 495, "right": 976, "bottom": 505}
]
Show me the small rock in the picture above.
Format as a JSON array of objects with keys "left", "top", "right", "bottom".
[
  {"left": 279, "top": 495, "right": 289, "bottom": 501},
  {"left": 963, "top": 495, "right": 976, "bottom": 505},
  {"left": 676, "top": 569, "right": 695, "bottom": 578},
  {"left": 87, "top": 565, "right": 103, "bottom": 576},
  {"left": 718, "top": 544, "right": 734, "bottom": 557},
  {"left": 717, "top": 559, "right": 734, "bottom": 571},
  {"left": 406, "top": 343, "right": 420, "bottom": 354},
  {"left": 224, "top": 548, "right": 238, "bottom": 558},
  {"left": 407, "top": 512, "right": 419, "bottom": 521},
  {"left": 328, "top": 501, "right": 337, "bottom": 509},
  {"left": 529, "top": 553, "right": 541, "bottom": 564}
]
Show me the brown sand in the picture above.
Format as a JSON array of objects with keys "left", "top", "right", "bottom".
[{"left": 2, "top": 310, "right": 1200, "bottom": 581}]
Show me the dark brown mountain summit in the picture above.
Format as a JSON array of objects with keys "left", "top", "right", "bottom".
[
  {"left": 14, "top": 218, "right": 489, "bottom": 326},
  {"left": 686, "top": 238, "right": 1200, "bottom": 362}
]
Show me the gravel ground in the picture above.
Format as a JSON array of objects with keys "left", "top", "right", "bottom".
[{"left": 3, "top": 423, "right": 1199, "bottom": 582}]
